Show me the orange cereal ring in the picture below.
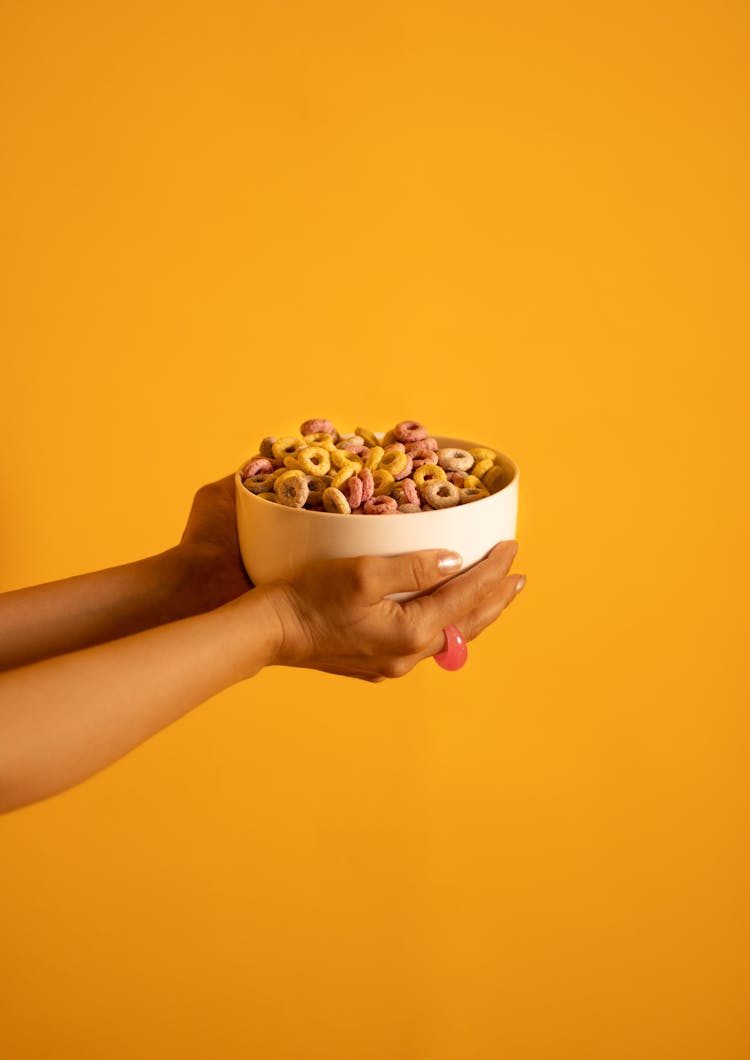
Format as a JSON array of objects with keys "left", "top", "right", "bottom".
[
  {"left": 343, "top": 474, "right": 363, "bottom": 510},
  {"left": 397, "top": 503, "right": 422, "bottom": 513},
  {"left": 300, "top": 418, "right": 336, "bottom": 437},
  {"left": 462, "top": 474, "right": 482, "bottom": 489},
  {"left": 274, "top": 468, "right": 306, "bottom": 493},
  {"left": 243, "top": 473, "right": 275, "bottom": 494},
  {"left": 364, "top": 495, "right": 398, "bottom": 515},
  {"left": 276, "top": 475, "right": 309, "bottom": 508},
  {"left": 365, "top": 446, "right": 384, "bottom": 471},
  {"left": 459, "top": 486, "right": 489, "bottom": 504},
  {"left": 259, "top": 436, "right": 276, "bottom": 459},
  {"left": 358, "top": 467, "right": 374, "bottom": 502},
  {"left": 297, "top": 446, "right": 331, "bottom": 476},
  {"left": 241, "top": 457, "right": 274, "bottom": 478},
  {"left": 482, "top": 465, "right": 507, "bottom": 493},
  {"left": 355, "top": 426, "right": 380, "bottom": 448},
  {"left": 413, "top": 462, "right": 447, "bottom": 489},
  {"left": 436, "top": 447, "right": 473, "bottom": 473},
  {"left": 472, "top": 458, "right": 494, "bottom": 480},
  {"left": 422, "top": 480, "right": 460, "bottom": 509},
  {"left": 393, "top": 420, "right": 428, "bottom": 443},
  {"left": 378, "top": 449, "right": 409, "bottom": 478},
  {"left": 331, "top": 463, "right": 358, "bottom": 491},
  {"left": 272, "top": 436, "right": 305, "bottom": 461},
  {"left": 469, "top": 447, "right": 497, "bottom": 463},
  {"left": 372, "top": 469, "right": 394, "bottom": 495},
  {"left": 322, "top": 486, "right": 351, "bottom": 514}
]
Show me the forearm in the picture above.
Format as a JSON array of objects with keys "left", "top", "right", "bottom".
[
  {"left": 0, "top": 587, "right": 280, "bottom": 813},
  {"left": 0, "top": 546, "right": 230, "bottom": 672}
]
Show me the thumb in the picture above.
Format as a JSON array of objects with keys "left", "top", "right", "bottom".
[{"left": 357, "top": 549, "right": 463, "bottom": 600}]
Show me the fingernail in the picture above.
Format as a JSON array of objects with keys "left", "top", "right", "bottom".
[
  {"left": 437, "top": 551, "right": 463, "bottom": 573},
  {"left": 508, "top": 540, "right": 519, "bottom": 558},
  {"left": 514, "top": 574, "right": 527, "bottom": 594}
]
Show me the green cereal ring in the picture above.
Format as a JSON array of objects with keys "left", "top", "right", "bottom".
[
  {"left": 276, "top": 473, "right": 309, "bottom": 508},
  {"left": 436, "top": 447, "right": 473, "bottom": 473},
  {"left": 472, "top": 457, "right": 494, "bottom": 480},
  {"left": 272, "top": 435, "right": 305, "bottom": 461},
  {"left": 482, "top": 465, "right": 508, "bottom": 493},
  {"left": 459, "top": 486, "right": 489, "bottom": 504},
  {"left": 372, "top": 468, "right": 394, "bottom": 495},
  {"left": 365, "top": 445, "right": 384, "bottom": 471},
  {"left": 355, "top": 426, "right": 380, "bottom": 448},
  {"left": 422, "top": 480, "right": 460, "bottom": 509},
  {"left": 323, "top": 486, "right": 351, "bottom": 514},
  {"left": 378, "top": 448, "right": 408, "bottom": 478},
  {"left": 413, "top": 462, "right": 447, "bottom": 489},
  {"left": 462, "top": 474, "right": 483, "bottom": 489},
  {"left": 330, "top": 463, "right": 358, "bottom": 491},
  {"left": 243, "top": 473, "right": 275, "bottom": 494},
  {"left": 297, "top": 446, "right": 331, "bottom": 476},
  {"left": 259, "top": 436, "right": 276, "bottom": 459},
  {"left": 469, "top": 447, "right": 496, "bottom": 463}
]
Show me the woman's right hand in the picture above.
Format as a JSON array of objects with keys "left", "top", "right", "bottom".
[{"left": 258, "top": 540, "right": 525, "bottom": 681}]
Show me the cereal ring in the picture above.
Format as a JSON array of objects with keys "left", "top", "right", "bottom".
[
  {"left": 331, "top": 447, "right": 360, "bottom": 470},
  {"left": 304, "top": 475, "right": 330, "bottom": 506},
  {"left": 469, "top": 447, "right": 497, "bottom": 463},
  {"left": 331, "top": 463, "right": 358, "bottom": 491},
  {"left": 365, "top": 445, "right": 384, "bottom": 471},
  {"left": 273, "top": 468, "right": 306, "bottom": 493},
  {"left": 459, "top": 486, "right": 489, "bottom": 504},
  {"left": 304, "top": 431, "right": 337, "bottom": 451},
  {"left": 243, "top": 473, "right": 275, "bottom": 494},
  {"left": 355, "top": 426, "right": 380, "bottom": 448},
  {"left": 296, "top": 446, "right": 331, "bottom": 476},
  {"left": 241, "top": 457, "right": 274, "bottom": 478},
  {"left": 398, "top": 477, "right": 419, "bottom": 505},
  {"left": 344, "top": 444, "right": 370, "bottom": 459},
  {"left": 276, "top": 475, "right": 309, "bottom": 508},
  {"left": 364, "top": 495, "right": 398, "bottom": 515},
  {"left": 482, "top": 465, "right": 508, "bottom": 493},
  {"left": 372, "top": 469, "right": 394, "bottom": 495},
  {"left": 300, "top": 418, "right": 336, "bottom": 438},
  {"left": 383, "top": 442, "right": 406, "bottom": 453},
  {"left": 393, "top": 420, "right": 428, "bottom": 443},
  {"left": 393, "top": 453, "right": 413, "bottom": 480},
  {"left": 337, "top": 435, "right": 364, "bottom": 449},
  {"left": 472, "top": 458, "right": 494, "bottom": 480},
  {"left": 411, "top": 458, "right": 434, "bottom": 470},
  {"left": 436, "top": 447, "right": 473, "bottom": 473},
  {"left": 462, "top": 474, "right": 482, "bottom": 489},
  {"left": 413, "top": 462, "right": 447, "bottom": 489},
  {"left": 421, "top": 437, "right": 438, "bottom": 451},
  {"left": 378, "top": 449, "right": 409, "bottom": 478},
  {"left": 322, "top": 486, "right": 350, "bottom": 514},
  {"left": 343, "top": 474, "right": 363, "bottom": 510},
  {"left": 422, "top": 480, "right": 460, "bottom": 509},
  {"left": 404, "top": 444, "right": 435, "bottom": 461},
  {"left": 272, "top": 436, "right": 305, "bottom": 461},
  {"left": 358, "top": 467, "right": 374, "bottom": 503},
  {"left": 283, "top": 455, "right": 302, "bottom": 470},
  {"left": 259, "top": 437, "right": 276, "bottom": 459},
  {"left": 381, "top": 429, "right": 396, "bottom": 446},
  {"left": 397, "top": 503, "right": 422, "bottom": 514},
  {"left": 258, "top": 492, "right": 279, "bottom": 503},
  {"left": 447, "top": 472, "right": 467, "bottom": 487}
]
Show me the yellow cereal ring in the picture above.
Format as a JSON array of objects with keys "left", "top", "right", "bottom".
[
  {"left": 283, "top": 455, "right": 302, "bottom": 470},
  {"left": 273, "top": 468, "right": 306, "bottom": 493},
  {"left": 355, "top": 426, "right": 380, "bottom": 448},
  {"left": 413, "top": 462, "right": 447, "bottom": 489},
  {"left": 322, "top": 486, "right": 351, "bottom": 514},
  {"left": 482, "top": 465, "right": 508, "bottom": 493},
  {"left": 372, "top": 468, "right": 395, "bottom": 495},
  {"left": 268, "top": 467, "right": 288, "bottom": 481},
  {"left": 272, "top": 435, "right": 305, "bottom": 461},
  {"left": 330, "top": 448, "right": 358, "bottom": 469},
  {"left": 365, "top": 445, "right": 384, "bottom": 471},
  {"left": 463, "top": 474, "right": 483, "bottom": 489},
  {"left": 472, "top": 458, "right": 494, "bottom": 480},
  {"left": 331, "top": 463, "right": 358, "bottom": 490},
  {"left": 304, "top": 431, "right": 336, "bottom": 450},
  {"left": 378, "top": 449, "right": 408, "bottom": 477},
  {"left": 296, "top": 446, "right": 331, "bottom": 476},
  {"left": 469, "top": 447, "right": 497, "bottom": 463}
]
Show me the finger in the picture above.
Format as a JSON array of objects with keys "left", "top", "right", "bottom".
[
  {"left": 421, "top": 572, "right": 527, "bottom": 658},
  {"left": 349, "top": 549, "right": 465, "bottom": 602},
  {"left": 402, "top": 539, "right": 518, "bottom": 630}
]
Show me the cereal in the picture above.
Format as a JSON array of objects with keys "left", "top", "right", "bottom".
[
  {"left": 383, "top": 441, "right": 406, "bottom": 453},
  {"left": 276, "top": 475, "right": 309, "bottom": 508},
  {"left": 300, "top": 418, "right": 336, "bottom": 438},
  {"left": 398, "top": 477, "right": 419, "bottom": 506},
  {"left": 272, "top": 436, "right": 305, "bottom": 461},
  {"left": 273, "top": 468, "right": 306, "bottom": 493},
  {"left": 258, "top": 491, "right": 279, "bottom": 502},
  {"left": 355, "top": 426, "right": 380, "bottom": 447},
  {"left": 343, "top": 474, "right": 363, "bottom": 510},
  {"left": 344, "top": 444, "right": 370, "bottom": 459},
  {"left": 305, "top": 475, "right": 331, "bottom": 506},
  {"left": 364, "top": 495, "right": 398, "bottom": 515},
  {"left": 372, "top": 468, "right": 394, "bottom": 495},
  {"left": 304, "top": 431, "right": 337, "bottom": 450},
  {"left": 436, "top": 447, "right": 473, "bottom": 473},
  {"left": 422, "top": 480, "right": 460, "bottom": 509},
  {"left": 322, "top": 486, "right": 350, "bottom": 514},
  {"left": 259, "top": 437, "right": 276, "bottom": 459},
  {"left": 405, "top": 444, "right": 435, "bottom": 461},
  {"left": 358, "top": 466, "right": 375, "bottom": 502},
  {"left": 397, "top": 503, "right": 422, "bottom": 513},
  {"left": 393, "top": 420, "right": 428, "bottom": 443},
  {"left": 447, "top": 472, "right": 467, "bottom": 487},
  {"left": 378, "top": 449, "right": 409, "bottom": 478},
  {"left": 462, "top": 474, "right": 482, "bottom": 489},
  {"left": 482, "top": 465, "right": 507, "bottom": 493},
  {"left": 242, "top": 457, "right": 274, "bottom": 479},
  {"left": 469, "top": 447, "right": 496, "bottom": 463},
  {"left": 297, "top": 446, "right": 332, "bottom": 476},
  {"left": 413, "top": 462, "right": 447, "bottom": 489},
  {"left": 365, "top": 446, "right": 384, "bottom": 471},
  {"left": 330, "top": 448, "right": 359, "bottom": 470},
  {"left": 459, "top": 486, "right": 489, "bottom": 504},
  {"left": 243, "top": 473, "right": 275, "bottom": 494},
  {"left": 331, "top": 463, "right": 359, "bottom": 491},
  {"left": 471, "top": 458, "right": 494, "bottom": 480},
  {"left": 338, "top": 434, "right": 364, "bottom": 449}
]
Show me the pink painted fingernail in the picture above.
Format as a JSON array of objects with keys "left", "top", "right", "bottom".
[
  {"left": 437, "top": 551, "right": 462, "bottom": 573},
  {"left": 514, "top": 574, "right": 527, "bottom": 594}
]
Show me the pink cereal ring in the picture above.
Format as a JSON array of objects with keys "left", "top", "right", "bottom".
[
  {"left": 383, "top": 442, "right": 406, "bottom": 453},
  {"left": 392, "top": 453, "right": 413, "bottom": 481},
  {"left": 242, "top": 457, "right": 274, "bottom": 478},
  {"left": 363, "top": 495, "right": 398, "bottom": 515},
  {"left": 447, "top": 471, "right": 468, "bottom": 487},
  {"left": 404, "top": 444, "right": 435, "bottom": 460},
  {"left": 358, "top": 466, "right": 374, "bottom": 503},
  {"left": 343, "top": 474, "right": 364, "bottom": 510},
  {"left": 398, "top": 477, "right": 419, "bottom": 505},
  {"left": 300, "top": 418, "right": 336, "bottom": 437},
  {"left": 345, "top": 444, "right": 370, "bottom": 459},
  {"left": 422, "top": 437, "right": 438, "bottom": 450},
  {"left": 411, "top": 458, "right": 434, "bottom": 470},
  {"left": 393, "top": 420, "right": 428, "bottom": 443}
]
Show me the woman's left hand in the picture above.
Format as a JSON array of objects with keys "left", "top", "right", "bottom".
[{"left": 178, "top": 476, "right": 252, "bottom": 608}]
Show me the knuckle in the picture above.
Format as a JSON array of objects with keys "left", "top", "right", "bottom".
[{"left": 348, "top": 558, "right": 372, "bottom": 597}]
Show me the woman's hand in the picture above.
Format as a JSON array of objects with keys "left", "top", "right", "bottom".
[
  {"left": 259, "top": 540, "right": 525, "bottom": 681},
  {"left": 177, "top": 476, "right": 252, "bottom": 609}
]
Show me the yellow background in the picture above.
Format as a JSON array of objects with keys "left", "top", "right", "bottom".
[{"left": 1, "top": 2, "right": 747, "bottom": 1058}]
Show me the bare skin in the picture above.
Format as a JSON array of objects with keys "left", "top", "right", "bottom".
[{"left": 0, "top": 477, "right": 526, "bottom": 813}]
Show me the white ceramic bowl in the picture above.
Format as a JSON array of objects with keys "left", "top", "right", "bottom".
[{"left": 235, "top": 436, "right": 519, "bottom": 601}]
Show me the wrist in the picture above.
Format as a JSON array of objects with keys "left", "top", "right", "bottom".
[{"left": 212, "top": 584, "right": 287, "bottom": 681}]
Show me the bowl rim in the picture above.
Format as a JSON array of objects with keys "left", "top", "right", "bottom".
[{"left": 236, "top": 436, "right": 519, "bottom": 519}]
